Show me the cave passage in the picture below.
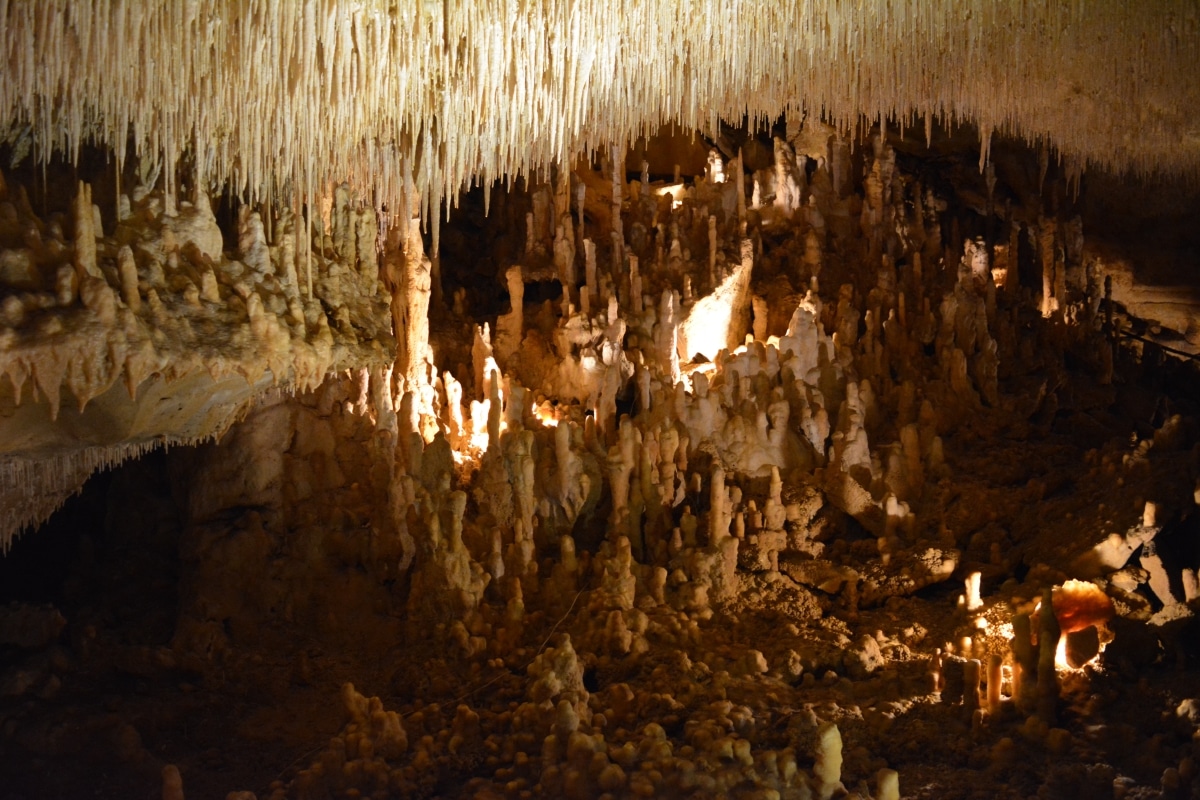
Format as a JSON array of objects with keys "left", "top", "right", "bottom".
[{"left": 2, "top": 4, "right": 1200, "bottom": 799}]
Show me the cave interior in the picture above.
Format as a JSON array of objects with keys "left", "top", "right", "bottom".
[{"left": 2, "top": 3, "right": 1200, "bottom": 799}]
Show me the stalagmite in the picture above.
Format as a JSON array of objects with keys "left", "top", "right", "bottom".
[
  {"left": 1011, "top": 612, "right": 1036, "bottom": 710},
  {"left": 964, "top": 658, "right": 982, "bottom": 713},
  {"left": 116, "top": 245, "right": 140, "bottom": 313},
  {"left": 356, "top": 208, "right": 379, "bottom": 296},
  {"left": 708, "top": 215, "right": 718, "bottom": 286},
  {"left": 877, "top": 769, "right": 900, "bottom": 800},
  {"left": 495, "top": 266, "right": 525, "bottom": 364},
  {"left": 611, "top": 145, "right": 624, "bottom": 241},
  {"left": 1037, "top": 590, "right": 1061, "bottom": 724},
  {"left": 813, "top": 722, "right": 844, "bottom": 800},
  {"left": 239, "top": 207, "right": 271, "bottom": 275},
  {"left": 584, "top": 239, "right": 597, "bottom": 297},
  {"left": 161, "top": 765, "right": 184, "bottom": 800},
  {"left": 986, "top": 653, "right": 1003, "bottom": 714},
  {"left": 72, "top": 182, "right": 100, "bottom": 282},
  {"left": 396, "top": 210, "right": 433, "bottom": 391},
  {"left": 965, "top": 571, "right": 983, "bottom": 611},
  {"left": 735, "top": 150, "right": 747, "bottom": 224}
]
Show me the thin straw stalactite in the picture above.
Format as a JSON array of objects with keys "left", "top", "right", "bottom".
[{"left": 0, "top": 0, "right": 1197, "bottom": 223}]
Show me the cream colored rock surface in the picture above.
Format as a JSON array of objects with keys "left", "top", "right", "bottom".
[{"left": 0, "top": 177, "right": 393, "bottom": 549}]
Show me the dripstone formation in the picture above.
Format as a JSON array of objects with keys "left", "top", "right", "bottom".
[{"left": 1, "top": 3, "right": 1200, "bottom": 800}]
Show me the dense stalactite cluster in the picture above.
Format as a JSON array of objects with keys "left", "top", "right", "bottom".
[{"left": 2, "top": 0, "right": 1198, "bottom": 245}]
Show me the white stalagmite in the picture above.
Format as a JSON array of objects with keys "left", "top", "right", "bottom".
[
  {"left": 395, "top": 201, "right": 433, "bottom": 392},
  {"left": 72, "top": 182, "right": 99, "bottom": 282},
  {"left": 877, "top": 768, "right": 900, "bottom": 800},
  {"left": 495, "top": 266, "right": 525, "bottom": 364},
  {"left": 356, "top": 209, "right": 379, "bottom": 296},
  {"left": 116, "top": 245, "right": 140, "bottom": 313},
  {"left": 813, "top": 721, "right": 844, "bottom": 800},
  {"left": 584, "top": 239, "right": 597, "bottom": 299},
  {"left": 239, "top": 208, "right": 272, "bottom": 275},
  {"left": 708, "top": 215, "right": 718, "bottom": 286},
  {"left": 611, "top": 144, "right": 624, "bottom": 241}
]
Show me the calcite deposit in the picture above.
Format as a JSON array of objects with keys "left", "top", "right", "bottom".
[
  {"left": 2, "top": 3, "right": 1200, "bottom": 800},
  {"left": 0, "top": 175, "right": 393, "bottom": 547}
]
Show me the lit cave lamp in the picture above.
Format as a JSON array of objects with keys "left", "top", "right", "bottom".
[{"left": 1051, "top": 579, "right": 1116, "bottom": 672}]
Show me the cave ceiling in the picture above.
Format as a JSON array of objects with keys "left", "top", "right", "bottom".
[{"left": 3, "top": 0, "right": 1198, "bottom": 219}]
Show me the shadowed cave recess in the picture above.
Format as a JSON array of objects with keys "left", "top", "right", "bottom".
[{"left": 3, "top": 3, "right": 1200, "bottom": 800}]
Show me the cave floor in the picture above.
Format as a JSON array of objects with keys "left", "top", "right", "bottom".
[{"left": 2, "top": 362, "right": 1199, "bottom": 800}]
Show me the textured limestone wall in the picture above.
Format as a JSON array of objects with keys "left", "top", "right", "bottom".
[{"left": 0, "top": 171, "right": 395, "bottom": 549}]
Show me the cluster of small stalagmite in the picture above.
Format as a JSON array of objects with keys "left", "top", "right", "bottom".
[
  {"left": 0, "top": 169, "right": 396, "bottom": 549},
  {"left": 44, "top": 124, "right": 1191, "bottom": 800}
]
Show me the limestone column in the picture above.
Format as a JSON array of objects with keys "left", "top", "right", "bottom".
[{"left": 389, "top": 188, "right": 433, "bottom": 392}]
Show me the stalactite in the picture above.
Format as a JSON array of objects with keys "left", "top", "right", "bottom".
[{"left": 0, "top": 0, "right": 1196, "bottom": 240}]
